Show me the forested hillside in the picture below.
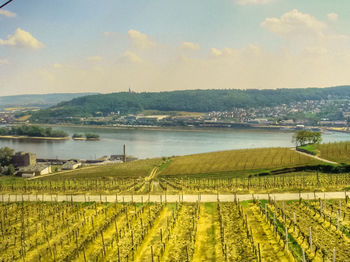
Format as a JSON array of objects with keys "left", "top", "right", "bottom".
[{"left": 30, "top": 86, "right": 350, "bottom": 121}]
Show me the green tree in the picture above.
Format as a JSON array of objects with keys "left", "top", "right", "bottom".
[
  {"left": 5, "top": 164, "right": 15, "bottom": 176},
  {"left": 0, "top": 147, "right": 14, "bottom": 167},
  {"left": 85, "top": 133, "right": 100, "bottom": 139},
  {"left": 72, "top": 133, "right": 84, "bottom": 138},
  {"left": 311, "top": 131, "right": 322, "bottom": 144},
  {"left": 292, "top": 130, "right": 322, "bottom": 146}
]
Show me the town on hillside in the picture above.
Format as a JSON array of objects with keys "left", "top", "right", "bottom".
[{"left": 3, "top": 96, "right": 350, "bottom": 132}]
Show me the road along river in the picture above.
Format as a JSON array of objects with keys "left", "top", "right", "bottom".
[{"left": 1, "top": 191, "right": 348, "bottom": 203}]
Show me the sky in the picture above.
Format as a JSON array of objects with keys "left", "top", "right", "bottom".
[{"left": 1, "top": 0, "right": 350, "bottom": 95}]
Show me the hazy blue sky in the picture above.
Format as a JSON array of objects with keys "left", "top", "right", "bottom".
[{"left": 1, "top": 0, "right": 350, "bottom": 95}]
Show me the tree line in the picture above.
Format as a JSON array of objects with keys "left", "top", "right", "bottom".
[{"left": 0, "top": 125, "right": 68, "bottom": 138}]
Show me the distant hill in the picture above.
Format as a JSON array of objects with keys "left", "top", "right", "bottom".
[
  {"left": 0, "top": 93, "right": 99, "bottom": 110},
  {"left": 30, "top": 86, "right": 350, "bottom": 121}
]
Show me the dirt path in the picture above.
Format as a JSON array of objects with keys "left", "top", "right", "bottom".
[
  {"left": 291, "top": 148, "right": 338, "bottom": 165},
  {"left": 1, "top": 191, "right": 349, "bottom": 203},
  {"left": 145, "top": 167, "right": 158, "bottom": 182},
  {"left": 192, "top": 203, "right": 223, "bottom": 262}
]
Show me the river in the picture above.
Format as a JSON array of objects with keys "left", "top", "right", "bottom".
[{"left": 0, "top": 126, "right": 349, "bottom": 160}]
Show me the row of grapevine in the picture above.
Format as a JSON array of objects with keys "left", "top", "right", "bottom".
[
  {"left": 1, "top": 199, "right": 350, "bottom": 261},
  {"left": 160, "top": 172, "right": 350, "bottom": 194}
]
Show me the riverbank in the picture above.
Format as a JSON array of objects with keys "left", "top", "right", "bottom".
[
  {"left": 41, "top": 122, "right": 297, "bottom": 133},
  {"left": 72, "top": 137, "right": 85, "bottom": 140},
  {"left": 0, "top": 135, "right": 70, "bottom": 141},
  {"left": 37, "top": 122, "right": 346, "bottom": 134}
]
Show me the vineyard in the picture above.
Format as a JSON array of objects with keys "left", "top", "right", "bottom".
[
  {"left": 39, "top": 147, "right": 323, "bottom": 182},
  {"left": 159, "top": 171, "right": 350, "bottom": 194},
  {"left": 1, "top": 198, "right": 350, "bottom": 261},
  {"left": 318, "top": 142, "right": 350, "bottom": 164},
  {"left": 0, "top": 148, "right": 350, "bottom": 198},
  {"left": 1, "top": 146, "right": 341, "bottom": 195},
  {"left": 159, "top": 148, "right": 322, "bottom": 176},
  {"left": 2, "top": 171, "right": 350, "bottom": 195}
]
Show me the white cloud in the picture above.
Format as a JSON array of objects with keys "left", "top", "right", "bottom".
[
  {"left": 0, "top": 58, "right": 9, "bottom": 65},
  {"left": 7, "top": 41, "right": 350, "bottom": 95},
  {"left": 261, "top": 9, "right": 326, "bottom": 38},
  {"left": 327, "top": 13, "right": 338, "bottom": 23},
  {"left": 211, "top": 47, "right": 237, "bottom": 57},
  {"left": 210, "top": 48, "right": 223, "bottom": 56},
  {"left": 261, "top": 9, "right": 350, "bottom": 55},
  {"left": 86, "top": 56, "right": 103, "bottom": 62},
  {"left": 119, "top": 51, "right": 144, "bottom": 63},
  {"left": 0, "top": 9, "right": 16, "bottom": 18},
  {"left": 181, "top": 42, "right": 200, "bottom": 50},
  {"left": 128, "top": 29, "right": 155, "bottom": 49},
  {"left": 211, "top": 44, "right": 261, "bottom": 57},
  {"left": 236, "top": 0, "right": 273, "bottom": 5},
  {"left": 0, "top": 28, "right": 44, "bottom": 49},
  {"left": 5, "top": 15, "right": 350, "bottom": 95}
]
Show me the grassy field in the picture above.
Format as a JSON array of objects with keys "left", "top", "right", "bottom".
[
  {"left": 298, "top": 143, "right": 318, "bottom": 155},
  {"left": 160, "top": 147, "right": 322, "bottom": 176},
  {"left": 2, "top": 199, "right": 349, "bottom": 261},
  {"left": 40, "top": 158, "right": 164, "bottom": 180}
]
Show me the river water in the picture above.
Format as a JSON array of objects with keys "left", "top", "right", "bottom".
[{"left": 0, "top": 126, "right": 349, "bottom": 160}]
